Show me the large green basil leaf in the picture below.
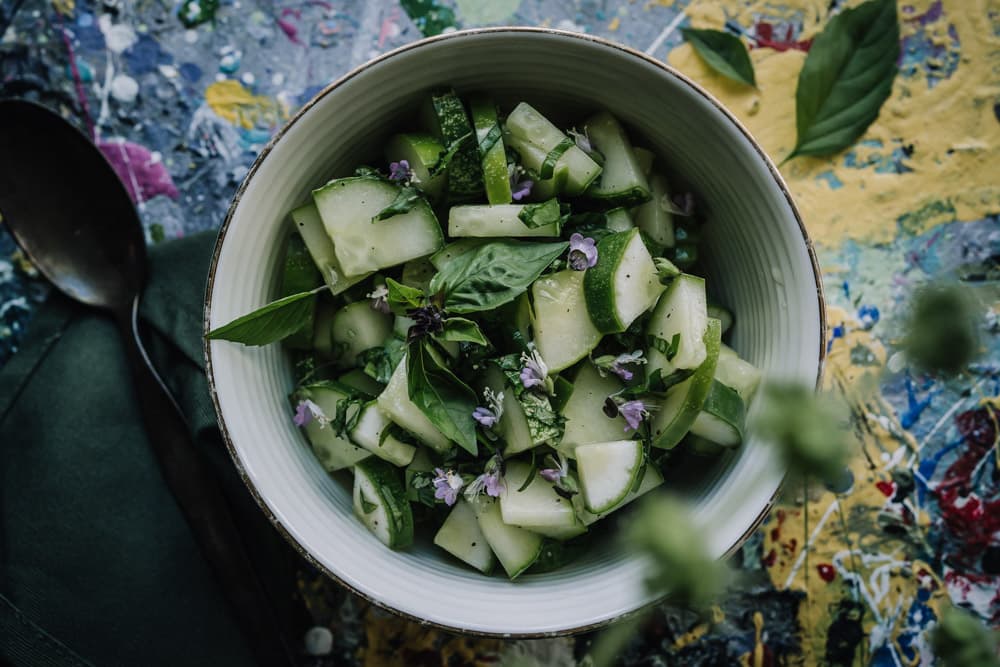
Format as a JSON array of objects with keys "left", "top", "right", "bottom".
[
  {"left": 429, "top": 240, "right": 568, "bottom": 314},
  {"left": 206, "top": 285, "right": 324, "bottom": 346},
  {"left": 406, "top": 341, "right": 478, "bottom": 455},
  {"left": 789, "top": 0, "right": 899, "bottom": 160},
  {"left": 680, "top": 28, "right": 756, "bottom": 88}
]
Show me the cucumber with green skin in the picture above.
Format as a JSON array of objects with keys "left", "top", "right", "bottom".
[
  {"left": 650, "top": 318, "right": 722, "bottom": 449},
  {"left": 575, "top": 439, "right": 644, "bottom": 514},
  {"left": 605, "top": 207, "right": 634, "bottom": 233},
  {"left": 503, "top": 131, "right": 565, "bottom": 200},
  {"left": 425, "top": 89, "right": 484, "bottom": 203},
  {"left": 645, "top": 273, "right": 709, "bottom": 378},
  {"left": 448, "top": 204, "right": 561, "bottom": 238},
  {"left": 532, "top": 269, "right": 603, "bottom": 373},
  {"left": 434, "top": 498, "right": 496, "bottom": 574},
  {"left": 690, "top": 379, "right": 746, "bottom": 447},
  {"left": 716, "top": 344, "right": 762, "bottom": 401},
  {"left": 583, "top": 228, "right": 663, "bottom": 334},
  {"left": 384, "top": 133, "right": 447, "bottom": 202},
  {"left": 349, "top": 402, "right": 417, "bottom": 467},
  {"left": 280, "top": 232, "right": 321, "bottom": 349},
  {"left": 583, "top": 111, "right": 651, "bottom": 208},
  {"left": 472, "top": 497, "right": 543, "bottom": 580},
  {"left": 504, "top": 102, "right": 602, "bottom": 196},
  {"left": 353, "top": 458, "right": 414, "bottom": 549},
  {"left": 312, "top": 177, "right": 444, "bottom": 276},
  {"left": 469, "top": 95, "right": 512, "bottom": 205},
  {"left": 634, "top": 172, "right": 676, "bottom": 248},
  {"left": 575, "top": 464, "right": 664, "bottom": 525},
  {"left": 377, "top": 356, "right": 452, "bottom": 453},
  {"left": 290, "top": 202, "right": 372, "bottom": 294},
  {"left": 500, "top": 461, "right": 578, "bottom": 530},
  {"left": 299, "top": 383, "right": 372, "bottom": 471}
]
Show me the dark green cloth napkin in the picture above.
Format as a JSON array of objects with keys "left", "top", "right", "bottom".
[{"left": 0, "top": 231, "right": 302, "bottom": 666}]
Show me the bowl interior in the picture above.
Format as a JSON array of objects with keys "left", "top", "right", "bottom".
[{"left": 206, "top": 29, "right": 823, "bottom": 636}]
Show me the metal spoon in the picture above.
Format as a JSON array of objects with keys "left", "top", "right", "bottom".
[{"left": 0, "top": 99, "right": 295, "bottom": 666}]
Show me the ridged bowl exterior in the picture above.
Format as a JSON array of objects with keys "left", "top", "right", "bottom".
[{"left": 205, "top": 28, "right": 825, "bottom": 637}]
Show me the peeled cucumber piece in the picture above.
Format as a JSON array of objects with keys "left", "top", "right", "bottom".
[
  {"left": 425, "top": 89, "right": 484, "bottom": 203},
  {"left": 279, "top": 232, "right": 321, "bottom": 350},
  {"left": 434, "top": 498, "right": 496, "bottom": 574},
  {"left": 384, "top": 132, "right": 447, "bottom": 202},
  {"left": 575, "top": 439, "right": 644, "bottom": 514},
  {"left": 650, "top": 318, "right": 722, "bottom": 449},
  {"left": 499, "top": 462, "right": 578, "bottom": 530},
  {"left": 576, "top": 464, "right": 663, "bottom": 525},
  {"left": 605, "top": 207, "right": 634, "bottom": 232},
  {"left": 312, "top": 177, "right": 443, "bottom": 276},
  {"left": 377, "top": 356, "right": 452, "bottom": 453},
  {"left": 716, "top": 345, "right": 762, "bottom": 401},
  {"left": 634, "top": 172, "right": 675, "bottom": 248},
  {"left": 583, "top": 111, "right": 651, "bottom": 208},
  {"left": 469, "top": 96, "right": 512, "bottom": 205},
  {"left": 633, "top": 146, "right": 655, "bottom": 177},
  {"left": 290, "top": 202, "right": 371, "bottom": 294},
  {"left": 449, "top": 205, "right": 560, "bottom": 238},
  {"left": 504, "top": 132, "right": 564, "bottom": 200},
  {"left": 329, "top": 301, "right": 393, "bottom": 368},
  {"left": 300, "top": 383, "right": 371, "bottom": 471},
  {"left": 584, "top": 228, "right": 663, "bottom": 334},
  {"left": 558, "top": 363, "right": 634, "bottom": 457},
  {"left": 353, "top": 458, "right": 414, "bottom": 549},
  {"left": 473, "top": 498, "right": 543, "bottom": 579},
  {"left": 690, "top": 380, "right": 746, "bottom": 447},
  {"left": 349, "top": 402, "right": 417, "bottom": 467},
  {"left": 532, "top": 269, "right": 603, "bottom": 373},
  {"left": 645, "top": 273, "right": 709, "bottom": 378},
  {"left": 504, "top": 102, "right": 602, "bottom": 196}
]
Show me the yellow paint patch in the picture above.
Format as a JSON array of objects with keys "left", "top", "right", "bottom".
[
  {"left": 51, "top": 0, "right": 74, "bottom": 16},
  {"left": 609, "top": 16, "right": 621, "bottom": 31},
  {"left": 205, "top": 80, "right": 282, "bottom": 129},
  {"left": 667, "top": 0, "right": 1000, "bottom": 249},
  {"left": 360, "top": 606, "right": 502, "bottom": 666}
]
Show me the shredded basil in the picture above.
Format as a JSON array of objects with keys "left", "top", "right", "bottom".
[
  {"left": 429, "top": 131, "right": 473, "bottom": 177},
  {"left": 478, "top": 123, "right": 503, "bottom": 156},
  {"left": 648, "top": 333, "right": 681, "bottom": 361},
  {"left": 373, "top": 185, "right": 424, "bottom": 222},
  {"left": 539, "top": 137, "right": 574, "bottom": 180},
  {"left": 517, "top": 198, "right": 568, "bottom": 229}
]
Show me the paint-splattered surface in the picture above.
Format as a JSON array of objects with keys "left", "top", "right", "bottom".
[{"left": 1, "top": 0, "right": 997, "bottom": 664}]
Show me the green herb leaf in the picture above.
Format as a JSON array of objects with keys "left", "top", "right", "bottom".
[
  {"left": 354, "top": 165, "right": 383, "bottom": 178},
  {"left": 206, "top": 286, "right": 324, "bottom": 346},
  {"left": 477, "top": 123, "right": 503, "bottom": 156},
  {"left": 330, "top": 395, "right": 366, "bottom": 439},
  {"left": 374, "top": 185, "right": 425, "bottom": 222},
  {"left": 539, "top": 137, "right": 574, "bottom": 180},
  {"left": 681, "top": 28, "right": 756, "bottom": 88},
  {"left": 358, "top": 338, "right": 407, "bottom": 385},
  {"left": 518, "top": 390, "right": 566, "bottom": 445},
  {"left": 438, "top": 317, "right": 489, "bottom": 346},
  {"left": 429, "top": 240, "right": 568, "bottom": 314},
  {"left": 359, "top": 488, "right": 378, "bottom": 514},
  {"left": 429, "top": 131, "right": 473, "bottom": 177},
  {"left": 406, "top": 341, "right": 479, "bottom": 455},
  {"left": 788, "top": 0, "right": 899, "bottom": 160},
  {"left": 385, "top": 277, "right": 425, "bottom": 313},
  {"left": 648, "top": 333, "right": 681, "bottom": 361},
  {"left": 517, "top": 198, "right": 568, "bottom": 229}
]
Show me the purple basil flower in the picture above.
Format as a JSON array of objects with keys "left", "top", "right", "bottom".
[
  {"left": 567, "top": 127, "right": 593, "bottom": 156},
  {"left": 509, "top": 164, "right": 533, "bottom": 201},
  {"left": 293, "top": 399, "right": 326, "bottom": 428},
  {"left": 367, "top": 284, "right": 390, "bottom": 314},
  {"left": 483, "top": 471, "right": 506, "bottom": 497},
  {"left": 568, "top": 233, "right": 598, "bottom": 271},
  {"left": 433, "top": 467, "right": 464, "bottom": 506},
  {"left": 610, "top": 350, "right": 646, "bottom": 381},
  {"left": 618, "top": 400, "right": 650, "bottom": 431},
  {"left": 472, "top": 407, "right": 498, "bottom": 428},
  {"left": 388, "top": 159, "right": 412, "bottom": 182},
  {"left": 539, "top": 468, "right": 562, "bottom": 483},
  {"left": 519, "top": 348, "right": 549, "bottom": 390},
  {"left": 465, "top": 455, "right": 506, "bottom": 500}
]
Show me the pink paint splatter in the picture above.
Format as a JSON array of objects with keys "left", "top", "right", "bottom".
[
  {"left": 98, "top": 139, "right": 179, "bottom": 203},
  {"left": 278, "top": 8, "right": 303, "bottom": 45},
  {"left": 378, "top": 8, "right": 401, "bottom": 48}
]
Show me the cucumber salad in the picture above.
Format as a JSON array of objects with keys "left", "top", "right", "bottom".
[{"left": 211, "top": 90, "right": 762, "bottom": 579}]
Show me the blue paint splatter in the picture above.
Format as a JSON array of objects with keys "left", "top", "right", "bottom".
[
  {"left": 857, "top": 304, "right": 880, "bottom": 329},
  {"left": 842, "top": 280, "right": 851, "bottom": 300},
  {"left": 827, "top": 324, "right": 845, "bottom": 354},
  {"left": 916, "top": 435, "right": 965, "bottom": 502},
  {"left": 124, "top": 34, "right": 174, "bottom": 75},
  {"left": 900, "top": 372, "right": 935, "bottom": 429},
  {"left": 816, "top": 170, "right": 844, "bottom": 189},
  {"left": 179, "top": 62, "right": 203, "bottom": 82}
]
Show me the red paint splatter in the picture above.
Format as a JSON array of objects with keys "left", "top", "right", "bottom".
[
  {"left": 752, "top": 21, "right": 813, "bottom": 52},
  {"left": 770, "top": 508, "right": 787, "bottom": 542},
  {"left": 97, "top": 139, "right": 179, "bottom": 203},
  {"left": 782, "top": 538, "right": 798, "bottom": 556},
  {"left": 762, "top": 548, "right": 777, "bottom": 567},
  {"left": 817, "top": 563, "right": 836, "bottom": 582},
  {"left": 876, "top": 480, "right": 896, "bottom": 497}
]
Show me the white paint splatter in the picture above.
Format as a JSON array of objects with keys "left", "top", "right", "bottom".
[
  {"left": 555, "top": 19, "right": 584, "bottom": 33},
  {"left": 98, "top": 14, "right": 138, "bottom": 54},
  {"left": 184, "top": 29, "right": 199, "bottom": 44},
  {"left": 158, "top": 64, "right": 179, "bottom": 79},
  {"left": 110, "top": 74, "right": 139, "bottom": 103},
  {"left": 240, "top": 72, "right": 255, "bottom": 86}
]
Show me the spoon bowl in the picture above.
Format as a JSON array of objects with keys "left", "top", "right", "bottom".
[{"left": 0, "top": 100, "right": 145, "bottom": 309}]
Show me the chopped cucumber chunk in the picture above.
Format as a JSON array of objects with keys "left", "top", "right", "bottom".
[
  {"left": 425, "top": 89, "right": 484, "bottom": 203},
  {"left": 384, "top": 132, "right": 446, "bottom": 202},
  {"left": 576, "top": 464, "right": 663, "bottom": 525},
  {"left": 707, "top": 302, "right": 734, "bottom": 334},
  {"left": 377, "top": 357, "right": 452, "bottom": 453},
  {"left": 469, "top": 95, "right": 512, "bottom": 205},
  {"left": 583, "top": 111, "right": 651, "bottom": 208},
  {"left": 299, "top": 383, "right": 371, "bottom": 471},
  {"left": 533, "top": 270, "right": 603, "bottom": 373},
  {"left": 434, "top": 498, "right": 497, "bottom": 573},
  {"left": 633, "top": 146, "right": 655, "bottom": 177},
  {"left": 505, "top": 102, "right": 602, "bottom": 196},
  {"left": 645, "top": 273, "right": 709, "bottom": 378},
  {"left": 473, "top": 498, "right": 543, "bottom": 580},
  {"left": 349, "top": 402, "right": 417, "bottom": 467},
  {"left": 353, "top": 458, "right": 414, "bottom": 549},
  {"left": 330, "top": 301, "right": 393, "bottom": 368},
  {"left": 499, "top": 462, "right": 578, "bottom": 530},
  {"left": 584, "top": 228, "right": 663, "bottom": 334},
  {"left": 634, "top": 172, "right": 675, "bottom": 248},
  {"left": 716, "top": 345, "right": 762, "bottom": 401},
  {"left": 575, "top": 439, "right": 643, "bottom": 514},
  {"left": 558, "top": 362, "right": 634, "bottom": 457},
  {"left": 690, "top": 378, "right": 746, "bottom": 447},
  {"left": 449, "top": 205, "right": 561, "bottom": 238},
  {"left": 290, "top": 202, "right": 371, "bottom": 294},
  {"left": 605, "top": 207, "right": 634, "bottom": 233}
]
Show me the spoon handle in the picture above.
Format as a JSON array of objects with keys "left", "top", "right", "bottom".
[{"left": 115, "top": 296, "right": 296, "bottom": 666}]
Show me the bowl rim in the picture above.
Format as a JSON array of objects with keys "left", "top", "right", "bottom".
[{"left": 203, "top": 25, "right": 828, "bottom": 638}]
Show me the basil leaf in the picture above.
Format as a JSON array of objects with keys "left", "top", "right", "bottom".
[
  {"left": 358, "top": 338, "right": 406, "bottom": 385},
  {"left": 359, "top": 488, "right": 378, "bottom": 514},
  {"left": 429, "top": 131, "right": 473, "bottom": 177},
  {"left": 648, "top": 333, "right": 681, "bottom": 361},
  {"left": 518, "top": 390, "right": 565, "bottom": 446},
  {"left": 374, "top": 185, "right": 424, "bottom": 222},
  {"left": 354, "top": 165, "right": 383, "bottom": 179},
  {"left": 385, "top": 277, "right": 425, "bottom": 313},
  {"left": 788, "top": 0, "right": 899, "bottom": 160},
  {"left": 330, "top": 395, "right": 366, "bottom": 439},
  {"left": 206, "top": 285, "right": 324, "bottom": 346},
  {"left": 406, "top": 341, "right": 478, "bottom": 455},
  {"left": 539, "top": 137, "right": 574, "bottom": 180},
  {"left": 681, "top": 28, "right": 756, "bottom": 88},
  {"left": 518, "top": 198, "right": 567, "bottom": 229},
  {"left": 429, "top": 240, "right": 569, "bottom": 314},
  {"left": 438, "top": 317, "right": 489, "bottom": 346},
  {"left": 478, "top": 123, "right": 503, "bottom": 156}
]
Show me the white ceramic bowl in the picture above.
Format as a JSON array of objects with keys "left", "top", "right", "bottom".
[{"left": 205, "top": 28, "right": 825, "bottom": 636}]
